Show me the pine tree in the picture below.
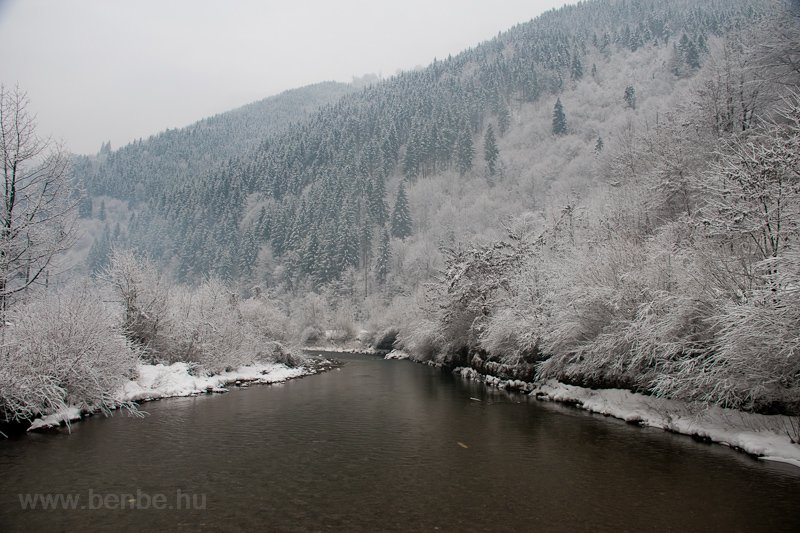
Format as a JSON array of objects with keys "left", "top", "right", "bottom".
[
  {"left": 624, "top": 85, "right": 636, "bottom": 109},
  {"left": 594, "top": 136, "right": 604, "bottom": 154},
  {"left": 685, "top": 40, "right": 701, "bottom": 70},
  {"left": 571, "top": 53, "right": 583, "bottom": 81},
  {"left": 337, "top": 208, "right": 360, "bottom": 271},
  {"left": 496, "top": 103, "right": 511, "bottom": 136},
  {"left": 484, "top": 125, "right": 499, "bottom": 177},
  {"left": 390, "top": 182, "right": 412, "bottom": 239},
  {"left": 239, "top": 227, "right": 259, "bottom": 280},
  {"left": 86, "top": 224, "right": 112, "bottom": 275},
  {"left": 78, "top": 194, "right": 92, "bottom": 219},
  {"left": 316, "top": 224, "right": 338, "bottom": 284},
  {"left": 455, "top": 126, "right": 474, "bottom": 176},
  {"left": 367, "top": 174, "right": 389, "bottom": 225},
  {"left": 359, "top": 222, "right": 373, "bottom": 297},
  {"left": 673, "top": 34, "right": 701, "bottom": 76},
  {"left": 374, "top": 227, "right": 391, "bottom": 285},
  {"left": 552, "top": 98, "right": 567, "bottom": 136}
]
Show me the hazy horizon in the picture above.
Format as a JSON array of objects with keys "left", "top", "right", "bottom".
[{"left": 0, "top": 0, "right": 570, "bottom": 155}]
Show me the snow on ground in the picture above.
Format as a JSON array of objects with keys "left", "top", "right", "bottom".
[
  {"left": 303, "top": 345, "right": 385, "bottom": 355},
  {"left": 117, "top": 362, "right": 308, "bottom": 402},
  {"left": 27, "top": 407, "right": 83, "bottom": 432},
  {"left": 532, "top": 379, "right": 800, "bottom": 468},
  {"left": 453, "top": 367, "right": 800, "bottom": 468},
  {"left": 384, "top": 349, "right": 410, "bottom": 360},
  {"left": 454, "top": 367, "right": 532, "bottom": 392},
  {"left": 28, "top": 362, "right": 311, "bottom": 431}
]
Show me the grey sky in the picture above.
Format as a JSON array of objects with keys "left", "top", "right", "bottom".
[{"left": 0, "top": 0, "right": 569, "bottom": 154}]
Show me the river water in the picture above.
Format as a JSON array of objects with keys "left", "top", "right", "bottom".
[{"left": 1, "top": 352, "right": 799, "bottom": 532}]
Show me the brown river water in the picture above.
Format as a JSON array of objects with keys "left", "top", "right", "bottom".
[{"left": 1, "top": 352, "right": 799, "bottom": 532}]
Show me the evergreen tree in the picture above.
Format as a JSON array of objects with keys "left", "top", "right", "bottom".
[
  {"left": 496, "top": 103, "right": 511, "bottom": 136},
  {"left": 359, "top": 222, "right": 373, "bottom": 297},
  {"left": 78, "top": 194, "right": 92, "bottom": 219},
  {"left": 301, "top": 234, "right": 319, "bottom": 277},
  {"left": 455, "top": 126, "right": 474, "bottom": 176},
  {"left": 316, "top": 224, "right": 338, "bottom": 284},
  {"left": 390, "top": 182, "right": 412, "bottom": 239},
  {"left": 484, "top": 125, "right": 499, "bottom": 177},
  {"left": 367, "top": 174, "right": 389, "bottom": 225},
  {"left": 595, "top": 136, "right": 604, "bottom": 154},
  {"left": 673, "top": 34, "right": 702, "bottom": 76},
  {"left": 86, "top": 225, "right": 112, "bottom": 275},
  {"left": 374, "top": 227, "right": 391, "bottom": 285},
  {"left": 336, "top": 206, "right": 360, "bottom": 271},
  {"left": 571, "top": 53, "right": 584, "bottom": 81},
  {"left": 239, "top": 227, "right": 259, "bottom": 279},
  {"left": 552, "top": 98, "right": 567, "bottom": 136},
  {"left": 624, "top": 85, "right": 636, "bottom": 109},
  {"left": 685, "top": 40, "right": 701, "bottom": 69}
]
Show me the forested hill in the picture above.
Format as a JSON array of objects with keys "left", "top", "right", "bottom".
[
  {"left": 81, "top": 0, "right": 766, "bottom": 290},
  {"left": 73, "top": 81, "right": 356, "bottom": 203}
]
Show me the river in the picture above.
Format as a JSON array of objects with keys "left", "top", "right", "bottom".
[{"left": 1, "top": 352, "right": 799, "bottom": 532}]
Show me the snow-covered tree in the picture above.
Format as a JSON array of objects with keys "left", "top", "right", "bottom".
[
  {"left": 552, "top": 98, "right": 567, "bottom": 136},
  {"left": 623, "top": 85, "right": 636, "bottom": 109},
  {"left": 0, "top": 85, "right": 78, "bottom": 314},
  {"left": 483, "top": 124, "right": 499, "bottom": 177},
  {"left": 374, "top": 227, "right": 391, "bottom": 285},
  {"left": 390, "top": 182, "right": 412, "bottom": 239}
]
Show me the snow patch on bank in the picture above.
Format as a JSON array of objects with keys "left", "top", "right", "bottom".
[
  {"left": 118, "top": 362, "right": 307, "bottom": 402},
  {"left": 27, "top": 362, "right": 310, "bottom": 431},
  {"left": 533, "top": 379, "right": 800, "bottom": 468},
  {"left": 27, "top": 407, "right": 83, "bottom": 431},
  {"left": 303, "top": 345, "right": 385, "bottom": 355},
  {"left": 453, "top": 367, "right": 533, "bottom": 392},
  {"left": 384, "top": 349, "right": 410, "bottom": 360},
  {"left": 452, "top": 368, "right": 800, "bottom": 467}
]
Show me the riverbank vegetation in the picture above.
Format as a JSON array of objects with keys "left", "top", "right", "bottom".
[
  {"left": 0, "top": 250, "right": 305, "bottom": 423},
  {"left": 392, "top": 14, "right": 800, "bottom": 420}
]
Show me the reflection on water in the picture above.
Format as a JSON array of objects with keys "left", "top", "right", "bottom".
[{"left": 1, "top": 353, "right": 799, "bottom": 532}]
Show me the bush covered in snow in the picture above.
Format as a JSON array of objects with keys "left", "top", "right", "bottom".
[
  {"left": 104, "top": 249, "right": 302, "bottom": 375},
  {"left": 0, "top": 285, "right": 140, "bottom": 422}
]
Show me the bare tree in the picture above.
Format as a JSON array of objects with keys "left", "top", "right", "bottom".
[{"left": 0, "top": 85, "right": 78, "bottom": 315}]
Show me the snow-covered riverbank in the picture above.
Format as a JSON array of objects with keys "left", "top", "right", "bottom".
[
  {"left": 303, "top": 345, "right": 387, "bottom": 355},
  {"left": 452, "top": 367, "right": 800, "bottom": 468},
  {"left": 27, "top": 360, "right": 328, "bottom": 432},
  {"left": 118, "top": 361, "right": 308, "bottom": 401}
]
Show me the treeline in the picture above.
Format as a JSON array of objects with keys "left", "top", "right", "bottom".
[{"left": 399, "top": 12, "right": 800, "bottom": 415}]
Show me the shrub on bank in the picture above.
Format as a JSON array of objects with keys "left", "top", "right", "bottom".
[
  {"left": 0, "top": 285, "right": 140, "bottom": 422},
  {"left": 104, "top": 249, "right": 302, "bottom": 375}
]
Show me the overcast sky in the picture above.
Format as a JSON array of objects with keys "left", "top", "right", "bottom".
[{"left": 0, "top": 0, "right": 569, "bottom": 154}]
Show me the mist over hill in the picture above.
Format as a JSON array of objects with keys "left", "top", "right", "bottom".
[{"left": 73, "top": 81, "right": 356, "bottom": 202}]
